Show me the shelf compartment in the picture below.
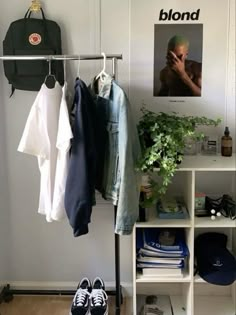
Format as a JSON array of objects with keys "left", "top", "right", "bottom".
[
  {"left": 136, "top": 218, "right": 192, "bottom": 228},
  {"left": 195, "top": 216, "right": 236, "bottom": 228},
  {"left": 194, "top": 296, "right": 235, "bottom": 315},
  {"left": 136, "top": 282, "right": 191, "bottom": 315},
  {"left": 171, "top": 295, "right": 187, "bottom": 315},
  {"left": 136, "top": 272, "right": 191, "bottom": 283},
  {"left": 195, "top": 171, "right": 236, "bottom": 200},
  {"left": 135, "top": 227, "right": 192, "bottom": 288},
  {"left": 194, "top": 279, "right": 236, "bottom": 315},
  {"left": 137, "top": 207, "right": 192, "bottom": 228},
  {"left": 149, "top": 170, "right": 194, "bottom": 220},
  {"left": 193, "top": 275, "right": 236, "bottom": 284},
  {"left": 179, "top": 154, "right": 236, "bottom": 171},
  {"left": 195, "top": 227, "right": 235, "bottom": 251}
]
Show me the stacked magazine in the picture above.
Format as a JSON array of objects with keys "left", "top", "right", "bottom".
[
  {"left": 137, "top": 295, "right": 173, "bottom": 315},
  {"left": 136, "top": 228, "right": 189, "bottom": 277}
]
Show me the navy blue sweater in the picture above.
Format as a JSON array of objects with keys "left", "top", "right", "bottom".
[{"left": 65, "top": 79, "right": 96, "bottom": 237}]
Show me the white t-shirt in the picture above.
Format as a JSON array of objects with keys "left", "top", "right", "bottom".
[{"left": 18, "top": 82, "right": 73, "bottom": 222}]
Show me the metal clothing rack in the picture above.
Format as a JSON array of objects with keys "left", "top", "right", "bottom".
[{"left": 0, "top": 54, "right": 123, "bottom": 315}]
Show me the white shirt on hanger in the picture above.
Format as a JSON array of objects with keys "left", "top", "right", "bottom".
[{"left": 18, "top": 82, "right": 73, "bottom": 222}]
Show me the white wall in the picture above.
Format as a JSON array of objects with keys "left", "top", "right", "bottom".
[
  {"left": 0, "top": 0, "right": 235, "bottom": 289},
  {"left": 0, "top": 63, "right": 10, "bottom": 282},
  {"left": 0, "top": 0, "right": 132, "bottom": 287}
]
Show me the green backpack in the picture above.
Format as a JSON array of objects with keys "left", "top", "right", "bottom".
[{"left": 3, "top": 8, "right": 64, "bottom": 95}]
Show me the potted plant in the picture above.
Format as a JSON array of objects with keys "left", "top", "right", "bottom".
[{"left": 137, "top": 107, "right": 221, "bottom": 206}]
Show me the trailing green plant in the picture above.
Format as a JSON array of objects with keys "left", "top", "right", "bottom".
[{"left": 137, "top": 107, "right": 222, "bottom": 206}]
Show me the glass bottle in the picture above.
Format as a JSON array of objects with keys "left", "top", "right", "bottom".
[{"left": 221, "top": 126, "right": 232, "bottom": 157}]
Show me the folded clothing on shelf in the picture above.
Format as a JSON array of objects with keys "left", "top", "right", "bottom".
[{"left": 136, "top": 228, "right": 189, "bottom": 273}]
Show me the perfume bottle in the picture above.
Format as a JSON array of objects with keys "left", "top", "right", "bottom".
[{"left": 221, "top": 126, "right": 232, "bottom": 157}]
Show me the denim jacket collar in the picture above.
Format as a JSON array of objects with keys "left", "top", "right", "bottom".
[{"left": 90, "top": 75, "right": 113, "bottom": 100}]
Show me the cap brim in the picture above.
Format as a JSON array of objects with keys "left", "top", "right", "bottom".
[{"left": 199, "top": 248, "right": 236, "bottom": 286}]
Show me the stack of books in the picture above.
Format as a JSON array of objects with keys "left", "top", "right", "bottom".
[{"left": 136, "top": 228, "right": 189, "bottom": 277}]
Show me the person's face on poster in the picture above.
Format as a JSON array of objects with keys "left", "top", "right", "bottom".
[{"left": 167, "top": 44, "right": 188, "bottom": 64}]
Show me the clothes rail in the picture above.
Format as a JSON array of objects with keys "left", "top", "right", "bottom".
[
  {"left": 0, "top": 53, "right": 123, "bottom": 315},
  {"left": 0, "top": 54, "right": 122, "bottom": 60}
]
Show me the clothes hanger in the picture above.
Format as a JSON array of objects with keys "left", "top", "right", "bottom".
[
  {"left": 95, "top": 52, "right": 109, "bottom": 82},
  {"left": 29, "top": 0, "right": 41, "bottom": 13},
  {"left": 44, "top": 58, "right": 57, "bottom": 88},
  {"left": 63, "top": 56, "right": 67, "bottom": 84},
  {"left": 76, "top": 55, "right": 81, "bottom": 80}
]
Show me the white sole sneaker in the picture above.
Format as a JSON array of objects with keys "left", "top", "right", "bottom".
[
  {"left": 70, "top": 311, "right": 90, "bottom": 315},
  {"left": 90, "top": 306, "right": 109, "bottom": 315}
]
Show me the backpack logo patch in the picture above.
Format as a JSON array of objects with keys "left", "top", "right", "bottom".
[{"left": 29, "top": 33, "right": 42, "bottom": 45}]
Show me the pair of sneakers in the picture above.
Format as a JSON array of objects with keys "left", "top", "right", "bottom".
[{"left": 70, "top": 277, "right": 108, "bottom": 315}]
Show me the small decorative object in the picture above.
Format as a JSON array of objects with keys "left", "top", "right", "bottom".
[
  {"left": 221, "top": 126, "right": 232, "bottom": 157},
  {"left": 205, "top": 196, "right": 222, "bottom": 220},
  {"left": 157, "top": 196, "right": 189, "bottom": 219},
  {"left": 138, "top": 175, "right": 153, "bottom": 222},
  {"left": 184, "top": 137, "right": 198, "bottom": 155},
  {"left": 137, "top": 295, "right": 173, "bottom": 315},
  {"left": 138, "top": 191, "right": 146, "bottom": 222},
  {"left": 141, "top": 175, "right": 153, "bottom": 199},
  {"left": 221, "top": 194, "right": 236, "bottom": 220},
  {"left": 203, "top": 194, "right": 236, "bottom": 220},
  {"left": 195, "top": 192, "right": 206, "bottom": 210},
  {"left": 201, "top": 136, "right": 218, "bottom": 155},
  {"left": 158, "top": 229, "right": 176, "bottom": 246},
  {"left": 30, "top": 0, "right": 41, "bottom": 12},
  {"left": 137, "top": 107, "right": 222, "bottom": 206}
]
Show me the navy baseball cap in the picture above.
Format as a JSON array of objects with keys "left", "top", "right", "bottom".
[
  {"left": 198, "top": 246, "right": 236, "bottom": 285},
  {"left": 195, "top": 233, "right": 236, "bottom": 286}
]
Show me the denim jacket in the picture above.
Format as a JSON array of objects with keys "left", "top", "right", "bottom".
[{"left": 90, "top": 76, "right": 141, "bottom": 235}]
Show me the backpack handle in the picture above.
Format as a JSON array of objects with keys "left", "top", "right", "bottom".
[{"left": 24, "top": 8, "right": 46, "bottom": 20}]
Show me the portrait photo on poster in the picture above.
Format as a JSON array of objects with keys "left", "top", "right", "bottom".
[{"left": 153, "top": 24, "right": 203, "bottom": 98}]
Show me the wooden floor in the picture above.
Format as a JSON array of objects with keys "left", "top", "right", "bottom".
[{"left": 0, "top": 295, "right": 131, "bottom": 315}]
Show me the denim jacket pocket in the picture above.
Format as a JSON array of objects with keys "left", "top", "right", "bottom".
[{"left": 106, "top": 122, "right": 120, "bottom": 191}]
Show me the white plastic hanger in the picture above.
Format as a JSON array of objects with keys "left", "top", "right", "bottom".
[
  {"left": 44, "top": 58, "right": 56, "bottom": 87},
  {"left": 76, "top": 55, "right": 81, "bottom": 79},
  {"left": 95, "top": 52, "right": 109, "bottom": 82},
  {"left": 63, "top": 57, "right": 67, "bottom": 82}
]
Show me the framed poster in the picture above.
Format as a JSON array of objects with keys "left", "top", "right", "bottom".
[
  {"left": 153, "top": 23, "right": 203, "bottom": 97},
  {"left": 130, "top": 0, "right": 230, "bottom": 118}
]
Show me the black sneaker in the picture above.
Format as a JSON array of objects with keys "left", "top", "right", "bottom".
[
  {"left": 90, "top": 277, "right": 108, "bottom": 315},
  {"left": 70, "top": 278, "right": 91, "bottom": 315}
]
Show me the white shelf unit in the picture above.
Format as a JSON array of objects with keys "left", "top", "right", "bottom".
[{"left": 133, "top": 154, "right": 236, "bottom": 315}]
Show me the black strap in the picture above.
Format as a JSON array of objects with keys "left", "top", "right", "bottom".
[
  {"left": 10, "top": 85, "right": 15, "bottom": 98},
  {"left": 24, "top": 8, "right": 46, "bottom": 20}
]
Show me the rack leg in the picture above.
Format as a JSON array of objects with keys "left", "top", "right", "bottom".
[
  {"left": 0, "top": 284, "right": 14, "bottom": 303},
  {"left": 114, "top": 206, "right": 122, "bottom": 314},
  {"left": 115, "top": 233, "right": 121, "bottom": 314}
]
